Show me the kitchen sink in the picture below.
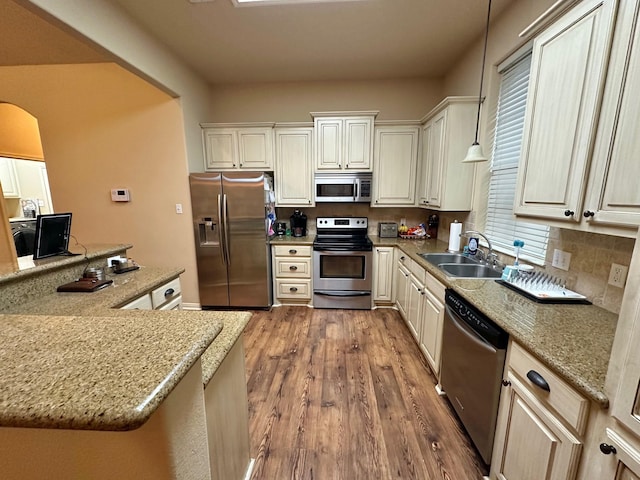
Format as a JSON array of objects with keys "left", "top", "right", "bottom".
[
  {"left": 439, "top": 263, "right": 503, "bottom": 279},
  {"left": 419, "top": 253, "right": 480, "bottom": 266}
]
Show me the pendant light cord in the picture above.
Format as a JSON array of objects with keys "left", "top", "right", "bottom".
[{"left": 474, "top": 0, "right": 492, "bottom": 144}]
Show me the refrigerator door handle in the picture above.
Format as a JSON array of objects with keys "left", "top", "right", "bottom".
[
  {"left": 217, "top": 194, "right": 227, "bottom": 265},
  {"left": 222, "top": 193, "right": 231, "bottom": 265}
]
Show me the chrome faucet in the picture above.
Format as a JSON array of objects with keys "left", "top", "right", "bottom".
[{"left": 462, "top": 230, "right": 497, "bottom": 265}]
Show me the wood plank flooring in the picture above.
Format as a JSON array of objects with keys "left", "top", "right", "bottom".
[{"left": 243, "top": 306, "right": 488, "bottom": 479}]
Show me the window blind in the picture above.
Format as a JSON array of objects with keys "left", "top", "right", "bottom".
[{"left": 485, "top": 52, "right": 549, "bottom": 265}]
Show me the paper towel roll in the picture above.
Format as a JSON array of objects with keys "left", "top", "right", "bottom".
[{"left": 448, "top": 221, "right": 462, "bottom": 252}]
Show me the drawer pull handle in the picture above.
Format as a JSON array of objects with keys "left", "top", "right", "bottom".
[
  {"left": 164, "top": 288, "right": 175, "bottom": 297},
  {"left": 599, "top": 443, "right": 617, "bottom": 455},
  {"left": 289, "top": 287, "right": 298, "bottom": 292},
  {"left": 526, "top": 370, "right": 550, "bottom": 392},
  {"left": 501, "top": 380, "right": 511, "bottom": 387},
  {"left": 400, "top": 256, "right": 406, "bottom": 261},
  {"left": 289, "top": 249, "right": 297, "bottom": 254},
  {"left": 289, "top": 266, "right": 298, "bottom": 271}
]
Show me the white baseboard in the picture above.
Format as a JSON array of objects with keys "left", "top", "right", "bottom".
[
  {"left": 243, "top": 458, "right": 255, "bottom": 480},
  {"left": 181, "top": 302, "right": 201, "bottom": 311}
]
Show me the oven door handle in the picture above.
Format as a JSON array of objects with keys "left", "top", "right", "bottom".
[
  {"left": 445, "top": 305, "right": 497, "bottom": 354},
  {"left": 315, "top": 291, "right": 371, "bottom": 297},
  {"left": 314, "top": 247, "right": 370, "bottom": 252}
]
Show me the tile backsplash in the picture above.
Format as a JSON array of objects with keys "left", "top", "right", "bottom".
[{"left": 275, "top": 206, "right": 635, "bottom": 314}]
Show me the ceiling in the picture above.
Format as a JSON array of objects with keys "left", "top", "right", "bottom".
[{"left": 1, "top": 0, "right": 515, "bottom": 85}]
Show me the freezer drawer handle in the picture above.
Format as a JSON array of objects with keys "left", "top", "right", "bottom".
[
  {"left": 289, "top": 287, "right": 298, "bottom": 292},
  {"left": 289, "top": 249, "right": 298, "bottom": 254},
  {"left": 526, "top": 370, "right": 551, "bottom": 392},
  {"left": 164, "top": 288, "right": 175, "bottom": 297},
  {"left": 289, "top": 265, "right": 298, "bottom": 271}
]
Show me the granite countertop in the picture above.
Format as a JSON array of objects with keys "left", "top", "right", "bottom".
[
  {"left": 269, "top": 234, "right": 314, "bottom": 245},
  {"left": 371, "top": 236, "right": 618, "bottom": 408},
  {"left": 0, "top": 262, "right": 252, "bottom": 430}
]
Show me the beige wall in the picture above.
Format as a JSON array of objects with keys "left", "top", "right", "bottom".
[
  {"left": 0, "top": 103, "right": 44, "bottom": 161},
  {"left": 0, "top": 63, "right": 200, "bottom": 304},
  {"left": 208, "top": 78, "right": 444, "bottom": 125}
]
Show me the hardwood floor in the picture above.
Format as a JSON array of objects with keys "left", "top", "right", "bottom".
[{"left": 243, "top": 306, "right": 488, "bottom": 479}]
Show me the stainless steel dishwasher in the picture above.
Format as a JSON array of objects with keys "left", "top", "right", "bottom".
[{"left": 440, "top": 289, "right": 509, "bottom": 465}]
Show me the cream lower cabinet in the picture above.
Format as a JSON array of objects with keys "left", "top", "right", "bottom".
[
  {"left": 513, "top": 0, "right": 623, "bottom": 229},
  {"left": 491, "top": 342, "right": 588, "bottom": 480},
  {"left": 418, "top": 274, "right": 445, "bottom": 376},
  {"left": 395, "top": 251, "right": 411, "bottom": 318},
  {"left": 202, "top": 124, "right": 274, "bottom": 171},
  {"left": 406, "top": 270, "right": 424, "bottom": 341},
  {"left": 373, "top": 246, "right": 394, "bottom": 304},
  {"left": 416, "top": 97, "right": 476, "bottom": 211},
  {"left": 121, "top": 277, "right": 182, "bottom": 310},
  {"left": 274, "top": 126, "right": 314, "bottom": 206},
  {"left": 272, "top": 244, "right": 312, "bottom": 306},
  {"left": 371, "top": 124, "right": 420, "bottom": 206}
]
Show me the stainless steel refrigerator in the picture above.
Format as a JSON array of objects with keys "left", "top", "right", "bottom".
[{"left": 190, "top": 172, "right": 272, "bottom": 308}]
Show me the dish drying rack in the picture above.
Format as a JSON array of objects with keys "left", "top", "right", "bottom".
[{"left": 497, "top": 271, "right": 591, "bottom": 304}]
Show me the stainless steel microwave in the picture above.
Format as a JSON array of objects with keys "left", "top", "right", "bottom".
[{"left": 314, "top": 172, "right": 372, "bottom": 203}]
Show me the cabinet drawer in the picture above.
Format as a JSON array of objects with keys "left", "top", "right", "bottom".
[
  {"left": 121, "top": 293, "right": 153, "bottom": 310},
  {"left": 274, "top": 257, "right": 311, "bottom": 278},
  {"left": 508, "top": 341, "right": 589, "bottom": 434},
  {"left": 151, "top": 277, "right": 182, "bottom": 309},
  {"left": 158, "top": 295, "right": 183, "bottom": 311},
  {"left": 275, "top": 279, "right": 311, "bottom": 299},
  {"left": 273, "top": 245, "right": 311, "bottom": 257}
]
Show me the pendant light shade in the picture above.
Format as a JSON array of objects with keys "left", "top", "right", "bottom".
[
  {"left": 463, "top": 142, "right": 488, "bottom": 163},
  {"left": 464, "top": 0, "right": 492, "bottom": 163}
]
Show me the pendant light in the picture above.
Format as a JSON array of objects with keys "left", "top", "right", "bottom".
[{"left": 463, "top": 0, "right": 492, "bottom": 163}]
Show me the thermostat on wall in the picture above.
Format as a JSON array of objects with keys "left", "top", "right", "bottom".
[{"left": 111, "top": 188, "right": 131, "bottom": 202}]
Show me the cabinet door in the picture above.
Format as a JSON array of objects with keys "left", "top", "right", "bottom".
[
  {"left": 514, "top": 0, "right": 617, "bottom": 222},
  {"left": 419, "top": 287, "right": 444, "bottom": 376},
  {"left": 406, "top": 274, "right": 423, "bottom": 341},
  {"left": 373, "top": 246, "right": 394, "bottom": 302},
  {"left": 0, "top": 157, "right": 21, "bottom": 198},
  {"left": 344, "top": 117, "right": 373, "bottom": 171},
  {"left": 203, "top": 128, "right": 239, "bottom": 170},
  {"left": 602, "top": 428, "right": 640, "bottom": 480},
  {"left": 395, "top": 260, "right": 410, "bottom": 319},
  {"left": 315, "top": 118, "right": 343, "bottom": 170},
  {"left": 425, "top": 110, "right": 446, "bottom": 208},
  {"left": 586, "top": 0, "right": 640, "bottom": 228},
  {"left": 372, "top": 126, "right": 419, "bottom": 206},
  {"left": 275, "top": 128, "right": 314, "bottom": 206},
  {"left": 237, "top": 128, "right": 273, "bottom": 170},
  {"left": 492, "top": 372, "right": 582, "bottom": 480},
  {"left": 416, "top": 122, "right": 432, "bottom": 206}
]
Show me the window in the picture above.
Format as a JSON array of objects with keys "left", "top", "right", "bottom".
[{"left": 485, "top": 50, "right": 549, "bottom": 265}]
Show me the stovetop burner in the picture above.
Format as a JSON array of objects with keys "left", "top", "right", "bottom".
[{"left": 313, "top": 217, "right": 372, "bottom": 251}]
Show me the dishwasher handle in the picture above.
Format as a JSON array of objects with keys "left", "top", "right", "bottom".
[{"left": 445, "top": 305, "right": 498, "bottom": 354}]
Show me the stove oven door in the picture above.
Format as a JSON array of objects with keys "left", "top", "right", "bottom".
[{"left": 313, "top": 248, "right": 372, "bottom": 292}]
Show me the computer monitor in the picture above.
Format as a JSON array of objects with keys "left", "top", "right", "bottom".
[{"left": 32, "top": 213, "right": 73, "bottom": 260}]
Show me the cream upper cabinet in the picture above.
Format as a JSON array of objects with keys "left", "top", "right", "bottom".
[
  {"left": 584, "top": 0, "right": 640, "bottom": 229},
  {"left": 373, "top": 246, "right": 394, "bottom": 303},
  {"left": 274, "top": 126, "right": 314, "bottom": 207},
  {"left": 312, "top": 112, "right": 377, "bottom": 172},
  {"left": 0, "top": 157, "right": 21, "bottom": 198},
  {"left": 417, "top": 97, "right": 477, "bottom": 211},
  {"left": 202, "top": 124, "right": 274, "bottom": 171},
  {"left": 513, "top": 0, "right": 618, "bottom": 223},
  {"left": 371, "top": 124, "right": 420, "bottom": 206}
]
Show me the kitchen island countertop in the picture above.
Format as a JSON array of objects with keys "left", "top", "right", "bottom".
[
  {"left": 0, "top": 255, "right": 252, "bottom": 431},
  {"left": 372, "top": 236, "right": 618, "bottom": 408}
]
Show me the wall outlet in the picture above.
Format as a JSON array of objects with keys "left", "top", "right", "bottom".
[
  {"left": 175, "top": 203, "right": 183, "bottom": 214},
  {"left": 608, "top": 263, "right": 629, "bottom": 288},
  {"left": 400, "top": 217, "right": 406, "bottom": 225},
  {"left": 552, "top": 249, "right": 572, "bottom": 271}
]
